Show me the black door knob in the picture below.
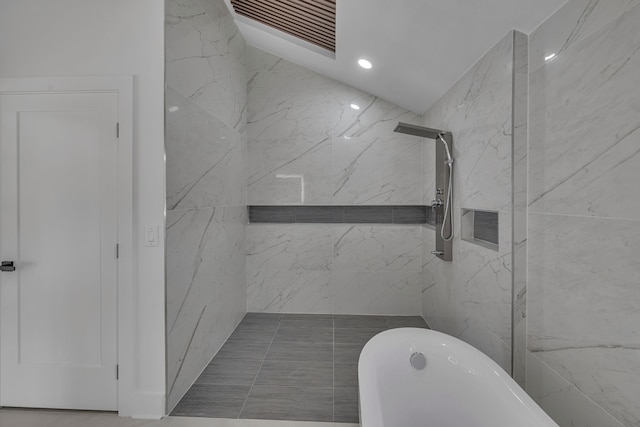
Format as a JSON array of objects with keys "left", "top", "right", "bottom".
[{"left": 0, "top": 261, "right": 15, "bottom": 272}]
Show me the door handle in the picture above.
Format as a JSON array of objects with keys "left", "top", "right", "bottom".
[{"left": 0, "top": 261, "right": 16, "bottom": 272}]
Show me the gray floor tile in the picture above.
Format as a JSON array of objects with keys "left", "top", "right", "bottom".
[
  {"left": 334, "top": 343, "right": 364, "bottom": 364},
  {"left": 273, "top": 326, "right": 333, "bottom": 343},
  {"left": 228, "top": 324, "right": 278, "bottom": 343},
  {"left": 241, "top": 385, "right": 334, "bottom": 422},
  {"left": 255, "top": 360, "right": 333, "bottom": 387},
  {"left": 215, "top": 339, "right": 271, "bottom": 360},
  {"left": 385, "top": 315, "right": 429, "bottom": 328},
  {"left": 334, "top": 363, "right": 358, "bottom": 388},
  {"left": 279, "top": 314, "right": 333, "bottom": 329},
  {"left": 240, "top": 313, "right": 282, "bottom": 328},
  {"left": 334, "top": 387, "right": 359, "bottom": 423},
  {"left": 266, "top": 341, "right": 333, "bottom": 363},
  {"left": 334, "top": 327, "right": 386, "bottom": 344},
  {"left": 171, "top": 384, "right": 249, "bottom": 418},
  {"left": 334, "top": 315, "right": 388, "bottom": 329},
  {"left": 195, "top": 357, "right": 262, "bottom": 386},
  {"left": 244, "top": 312, "right": 282, "bottom": 321}
]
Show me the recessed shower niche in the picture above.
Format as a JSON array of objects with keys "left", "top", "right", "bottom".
[{"left": 461, "top": 209, "right": 499, "bottom": 251}]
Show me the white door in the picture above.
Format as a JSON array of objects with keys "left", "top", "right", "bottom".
[{"left": 0, "top": 91, "right": 118, "bottom": 410}]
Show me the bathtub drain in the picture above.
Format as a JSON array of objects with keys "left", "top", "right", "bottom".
[{"left": 410, "top": 352, "right": 427, "bottom": 370}]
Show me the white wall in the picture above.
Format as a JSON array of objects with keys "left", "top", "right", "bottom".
[{"left": 0, "top": 0, "right": 166, "bottom": 417}]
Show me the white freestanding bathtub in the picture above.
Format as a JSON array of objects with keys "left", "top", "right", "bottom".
[{"left": 358, "top": 328, "right": 558, "bottom": 427}]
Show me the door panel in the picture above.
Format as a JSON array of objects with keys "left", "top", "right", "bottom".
[{"left": 0, "top": 92, "right": 118, "bottom": 410}]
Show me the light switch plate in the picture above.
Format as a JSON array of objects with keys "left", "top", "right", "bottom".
[{"left": 144, "top": 225, "right": 159, "bottom": 247}]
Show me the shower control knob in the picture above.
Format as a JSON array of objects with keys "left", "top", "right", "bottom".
[
  {"left": 431, "top": 251, "right": 444, "bottom": 256},
  {"left": 431, "top": 199, "right": 444, "bottom": 208},
  {"left": 435, "top": 189, "right": 444, "bottom": 196}
]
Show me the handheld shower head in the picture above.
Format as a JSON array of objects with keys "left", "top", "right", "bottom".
[{"left": 437, "top": 133, "right": 454, "bottom": 165}]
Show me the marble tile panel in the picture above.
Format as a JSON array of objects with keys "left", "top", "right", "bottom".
[
  {"left": 167, "top": 207, "right": 246, "bottom": 334},
  {"left": 529, "top": 0, "right": 640, "bottom": 72},
  {"left": 247, "top": 270, "right": 333, "bottom": 313},
  {"left": 166, "top": 88, "right": 245, "bottom": 210},
  {"left": 423, "top": 32, "right": 513, "bottom": 212},
  {"left": 528, "top": 4, "right": 640, "bottom": 220},
  {"left": 528, "top": 214, "right": 640, "bottom": 350},
  {"left": 332, "top": 135, "right": 422, "bottom": 205},
  {"left": 166, "top": 9, "right": 246, "bottom": 131},
  {"left": 165, "top": 0, "right": 211, "bottom": 47},
  {"left": 167, "top": 302, "right": 244, "bottom": 411},
  {"left": 527, "top": 213, "right": 640, "bottom": 424},
  {"left": 247, "top": 45, "right": 308, "bottom": 80},
  {"left": 534, "top": 347, "right": 640, "bottom": 426},
  {"left": 246, "top": 224, "right": 332, "bottom": 271},
  {"left": 333, "top": 94, "right": 422, "bottom": 140},
  {"left": 247, "top": 137, "right": 332, "bottom": 205},
  {"left": 166, "top": 307, "right": 203, "bottom": 406},
  {"left": 457, "top": 320, "right": 512, "bottom": 374},
  {"left": 166, "top": 208, "right": 217, "bottom": 333},
  {"left": 332, "top": 225, "right": 422, "bottom": 272},
  {"left": 247, "top": 68, "right": 341, "bottom": 139},
  {"left": 333, "top": 271, "right": 422, "bottom": 315},
  {"left": 526, "top": 351, "right": 626, "bottom": 427}
]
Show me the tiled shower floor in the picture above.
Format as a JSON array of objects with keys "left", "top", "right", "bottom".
[{"left": 172, "top": 313, "right": 429, "bottom": 423}]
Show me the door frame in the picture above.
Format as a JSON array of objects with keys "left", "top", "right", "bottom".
[{"left": 0, "top": 76, "right": 134, "bottom": 414}]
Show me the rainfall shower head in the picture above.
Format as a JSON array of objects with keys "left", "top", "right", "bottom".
[
  {"left": 393, "top": 122, "right": 450, "bottom": 140},
  {"left": 394, "top": 122, "right": 453, "bottom": 164}
]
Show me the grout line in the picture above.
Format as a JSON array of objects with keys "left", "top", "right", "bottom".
[{"left": 237, "top": 314, "right": 281, "bottom": 419}]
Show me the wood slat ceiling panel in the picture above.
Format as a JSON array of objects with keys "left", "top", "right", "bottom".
[{"left": 231, "top": 0, "right": 336, "bottom": 52}]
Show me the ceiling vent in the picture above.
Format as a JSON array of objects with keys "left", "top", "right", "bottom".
[{"left": 230, "top": 0, "right": 336, "bottom": 53}]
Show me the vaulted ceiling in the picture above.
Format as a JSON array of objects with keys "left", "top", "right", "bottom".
[{"left": 225, "top": 0, "right": 568, "bottom": 113}]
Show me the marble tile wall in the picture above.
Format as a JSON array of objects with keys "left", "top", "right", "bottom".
[
  {"left": 246, "top": 224, "right": 422, "bottom": 315},
  {"left": 527, "top": 1, "right": 640, "bottom": 425},
  {"left": 165, "top": 0, "right": 247, "bottom": 412},
  {"left": 420, "top": 31, "right": 518, "bottom": 374},
  {"left": 246, "top": 46, "right": 425, "bottom": 315}
]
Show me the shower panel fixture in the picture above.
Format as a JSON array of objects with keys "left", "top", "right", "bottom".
[{"left": 394, "top": 122, "right": 453, "bottom": 261}]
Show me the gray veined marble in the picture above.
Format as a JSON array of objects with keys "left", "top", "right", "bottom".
[
  {"left": 332, "top": 225, "right": 422, "bottom": 273},
  {"left": 332, "top": 134, "right": 423, "bottom": 205},
  {"left": 165, "top": 0, "right": 248, "bottom": 413},
  {"left": 248, "top": 137, "right": 332, "bottom": 205},
  {"left": 246, "top": 224, "right": 332, "bottom": 272},
  {"left": 421, "top": 31, "right": 516, "bottom": 374},
  {"left": 247, "top": 270, "right": 333, "bottom": 314},
  {"left": 166, "top": 0, "right": 247, "bottom": 132},
  {"left": 526, "top": 2, "right": 640, "bottom": 425},
  {"left": 529, "top": 0, "right": 640, "bottom": 72},
  {"left": 527, "top": 213, "right": 640, "bottom": 425},
  {"left": 166, "top": 88, "right": 245, "bottom": 210},
  {"left": 529, "top": 2, "right": 640, "bottom": 220}
]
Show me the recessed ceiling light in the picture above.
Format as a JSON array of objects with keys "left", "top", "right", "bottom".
[
  {"left": 544, "top": 53, "right": 557, "bottom": 62},
  {"left": 358, "top": 59, "right": 372, "bottom": 69},
  {"left": 350, "top": 103, "right": 361, "bottom": 110}
]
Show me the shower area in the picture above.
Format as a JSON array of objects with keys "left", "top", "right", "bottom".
[{"left": 165, "top": 0, "right": 525, "bottom": 422}]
